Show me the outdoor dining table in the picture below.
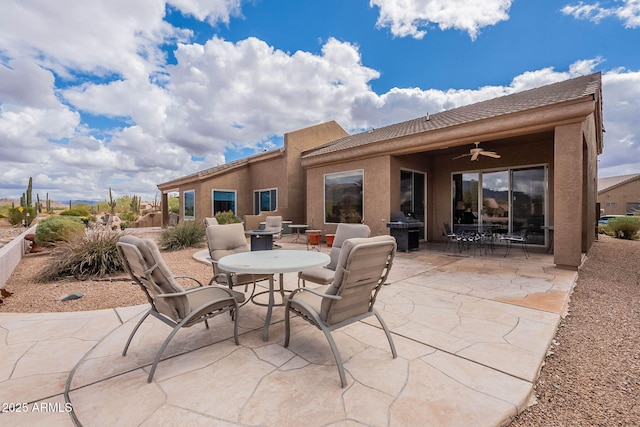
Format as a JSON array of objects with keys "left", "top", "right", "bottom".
[{"left": 218, "top": 250, "right": 330, "bottom": 341}]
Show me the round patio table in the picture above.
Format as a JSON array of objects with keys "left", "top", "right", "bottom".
[{"left": 219, "top": 250, "right": 330, "bottom": 341}]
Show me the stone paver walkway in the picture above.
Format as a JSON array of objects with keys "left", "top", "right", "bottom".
[{"left": 0, "top": 241, "right": 576, "bottom": 426}]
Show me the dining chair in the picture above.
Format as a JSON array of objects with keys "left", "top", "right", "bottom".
[
  {"left": 284, "top": 235, "right": 397, "bottom": 387},
  {"left": 500, "top": 227, "right": 530, "bottom": 258},
  {"left": 206, "top": 223, "right": 271, "bottom": 302},
  {"left": 116, "top": 234, "right": 244, "bottom": 382},
  {"left": 264, "top": 215, "right": 283, "bottom": 246},
  {"left": 297, "top": 223, "right": 370, "bottom": 288}
]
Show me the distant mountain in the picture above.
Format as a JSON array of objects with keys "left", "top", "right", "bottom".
[{"left": 0, "top": 198, "right": 94, "bottom": 208}]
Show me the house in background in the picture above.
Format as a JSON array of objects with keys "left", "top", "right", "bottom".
[
  {"left": 157, "top": 121, "right": 348, "bottom": 228},
  {"left": 158, "top": 72, "right": 604, "bottom": 270},
  {"left": 301, "top": 72, "right": 603, "bottom": 270},
  {"left": 598, "top": 173, "right": 640, "bottom": 216}
]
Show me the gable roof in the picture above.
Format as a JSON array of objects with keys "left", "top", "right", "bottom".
[
  {"left": 598, "top": 173, "right": 640, "bottom": 193},
  {"left": 302, "top": 72, "right": 602, "bottom": 159}
]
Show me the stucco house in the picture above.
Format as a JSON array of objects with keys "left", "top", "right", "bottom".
[
  {"left": 598, "top": 173, "right": 640, "bottom": 216},
  {"left": 157, "top": 121, "right": 348, "bottom": 228},
  {"left": 158, "top": 72, "right": 604, "bottom": 269}
]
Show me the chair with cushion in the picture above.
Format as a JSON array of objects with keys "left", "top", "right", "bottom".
[
  {"left": 116, "top": 234, "right": 244, "bottom": 383},
  {"left": 284, "top": 235, "right": 397, "bottom": 387},
  {"left": 297, "top": 223, "right": 370, "bottom": 288},
  {"left": 204, "top": 217, "right": 219, "bottom": 226},
  {"left": 206, "top": 223, "right": 271, "bottom": 300},
  {"left": 264, "top": 215, "right": 283, "bottom": 246}
]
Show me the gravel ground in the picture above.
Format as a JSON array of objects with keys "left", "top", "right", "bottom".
[
  {"left": 1, "top": 225, "right": 639, "bottom": 425},
  {"left": 509, "top": 235, "right": 640, "bottom": 426},
  {"left": 0, "top": 228, "right": 213, "bottom": 312}
]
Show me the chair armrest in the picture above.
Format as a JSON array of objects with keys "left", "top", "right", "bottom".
[
  {"left": 174, "top": 276, "right": 205, "bottom": 288},
  {"left": 288, "top": 287, "right": 342, "bottom": 301},
  {"left": 156, "top": 285, "right": 236, "bottom": 299}
]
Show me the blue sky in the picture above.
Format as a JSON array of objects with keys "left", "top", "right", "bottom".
[{"left": 1, "top": 0, "right": 639, "bottom": 202}]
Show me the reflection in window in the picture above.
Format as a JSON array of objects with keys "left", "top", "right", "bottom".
[
  {"left": 254, "top": 188, "right": 277, "bottom": 214},
  {"left": 184, "top": 190, "right": 195, "bottom": 219},
  {"left": 452, "top": 165, "right": 547, "bottom": 244},
  {"left": 213, "top": 190, "right": 236, "bottom": 215},
  {"left": 325, "top": 170, "right": 363, "bottom": 223}
]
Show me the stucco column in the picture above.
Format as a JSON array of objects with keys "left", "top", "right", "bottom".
[
  {"left": 161, "top": 192, "right": 169, "bottom": 227},
  {"left": 553, "top": 123, "right": 583, "bottom": 268}
]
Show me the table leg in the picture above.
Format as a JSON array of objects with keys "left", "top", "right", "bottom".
[{"left": 261, "top": 273, "right": 286, "bottom": 341}]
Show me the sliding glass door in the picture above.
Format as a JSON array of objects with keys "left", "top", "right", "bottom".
[
  {"left": 400, "top": 170, "right": 425, "bottom": 239},
  {"left": 452, "top": 165, "right": 547, "bottom": 245}
]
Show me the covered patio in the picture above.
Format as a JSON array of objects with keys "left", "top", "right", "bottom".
[{"left": 0, "top": 241, "right": 576, "bottom": 427}]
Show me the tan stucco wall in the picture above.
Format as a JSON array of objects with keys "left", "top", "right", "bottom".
[
  {"left": 158, "top": 121, "right": 348, "bottom": 226},
  {"left": 306, "top": 156, "right": 392, "bottom": 237},
  {"left": 554, "top": 122, "right": 586, "bottom": 268},
  {"left": 598, "top": 179, "right": 640, "bottom": 215}
]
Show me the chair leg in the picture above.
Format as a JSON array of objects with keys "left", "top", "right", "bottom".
[
  {"left": 284, "top": 304, "right": 291, "bottom": 348},
  {"left": 374, "top": 310, "right": 397, "bottom": 358},
  {"left": 522, "top": 242, "right": 529, "bottom": 258},
  {"left": 122, "top": 310, "right": 152, "bottom": 356},
  {"left": 147, "top": 322, "right": 184, "bottom": 383},
  {"left": 321, "top": 327, "right": 347, "bottom": 388}
]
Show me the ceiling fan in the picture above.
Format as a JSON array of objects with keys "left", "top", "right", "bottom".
[{"left": 453, "top": 142, "right": 501, "bottom": 161}]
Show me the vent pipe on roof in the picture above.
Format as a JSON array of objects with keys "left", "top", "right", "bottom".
[{"left": 424, "top": 113, "right": 430, "bottom": 121}]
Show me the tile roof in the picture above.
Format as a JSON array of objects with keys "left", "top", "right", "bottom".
[
  {"left": 303, "top": 72, "right": 602, "bottom": 158},
  {"left": 598, "top": 173, "right": 640, "bottom": 193}
]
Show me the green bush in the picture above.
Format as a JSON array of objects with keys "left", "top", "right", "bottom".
[
  {"left": 607, "top": 216, "right": 640, "bottom": 240},
  {"left": 7, "top": 206, "right": 37, "bottom": 226},
  {"left": 35, "top": 216, "right": 86, "bottom": 246},
  {"left": 60, "top": 208, "right": 90, "bottom": 217},
  {"left": 38, "top": 230, "right": 124, "bottom": 281},
  {"left": 215, "top": 210, "right": 241, "bottom": 224},
  {"left": 160, "top": 220, "right": 206, "bottom": 251}
]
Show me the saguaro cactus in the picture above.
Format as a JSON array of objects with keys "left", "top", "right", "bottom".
[
  {"left": 108, "top": 188, "right": 117, "bottom": 215},
  {"left": 26, "top": 177, "right": 33, "bottom": 207}
]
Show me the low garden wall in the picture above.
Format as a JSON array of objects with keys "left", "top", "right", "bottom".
[{"left": 0, "top": 225, "right": 36, "bottom": 289}]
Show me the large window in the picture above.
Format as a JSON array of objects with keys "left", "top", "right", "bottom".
[
  {"left": 254, "top": 188, "right": 277, "bottom": 214},
  {"left": 183, "top": 190, "right": 195, "bottom": 219},
  {"left": 452, "top": 165, "right": 547, "bottom": 245},
  {"left": 212, "top": 190, "right": 236, "bottom": 215},
  {"left": 325, "top": 170, "right": 363, "bottom": 223}
]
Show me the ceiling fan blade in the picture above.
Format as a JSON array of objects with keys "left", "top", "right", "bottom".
[
  {"left": 481, "top": 151, "right": 501, "bottom": 158},
  {"left": 470, "top": 152, "right": 480, "bottom": 161},
  {"left": 452, "top": 153, "right": 470, "bottom": 160}
]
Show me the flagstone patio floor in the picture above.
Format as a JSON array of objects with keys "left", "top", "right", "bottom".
[{"left": 0, "top": 240, "right": 576, "bottom": 426}]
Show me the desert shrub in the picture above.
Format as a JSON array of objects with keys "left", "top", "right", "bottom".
[
  {"left": 7, "top": 206, "right": 37, "bottom": 226},
  {"left": 35, "top": 216, "right": 86, "bottom": 246},
  {"left": 120, "top": 211, "right": 137, "bottom": 222},
  {"left": 60, "top": 207, "right": 90, "bottom": 217},
  {"left": 607, "top": 216, "right": 640, "bottom": 240},
  {"left": 38, "top": 230, "right": 124, "bottom": 281},
  {"left": 160, "top": 220, "right": 206, "bottom": 250},
  {"left": 215, "top": 210, "right": 241, "bottom": 224}
]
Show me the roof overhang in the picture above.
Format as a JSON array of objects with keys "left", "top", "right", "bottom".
[{"left": 301, "top": 97, "right": 599, "bottom": 169}]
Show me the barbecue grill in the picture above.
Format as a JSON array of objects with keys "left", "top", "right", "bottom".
[{"left": 386, "top": 211, "right": 424, "bottom": 252}]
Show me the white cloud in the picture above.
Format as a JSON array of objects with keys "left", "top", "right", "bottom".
[
  {"left": 0, "top": 0, "right": 185, "bottom": 80},
  {"left": 168, "top": 0, "right": 243, "bottom": 25},
  {"left": 0, "top": 0, "right": 638, "bottom": 202},
  {"left": 599, "top": 69, "right": 640, "bottom": 176},
  {"left": 562, "top": 0, "right": 640, "bottom": 28},
  {"left": 369, "top": 0, "right": 513, "bottom": 39},
  {"left": 164, "top": 36, "right": 380, "bottom": 153}
]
